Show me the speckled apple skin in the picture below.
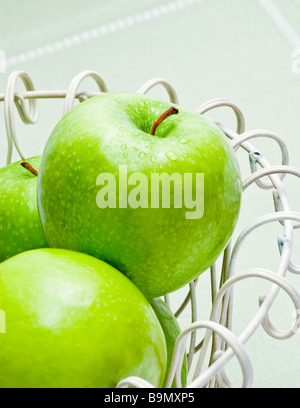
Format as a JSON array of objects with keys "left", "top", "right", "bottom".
[
  {"left": 0, "top": 156, "right": 48, "bottom": 263},
  {"left": 38, "top": 93, "right": 242, "bottom": 299},
  {"left": 0, "top": 248, "right": 167, "bottom": 388}
]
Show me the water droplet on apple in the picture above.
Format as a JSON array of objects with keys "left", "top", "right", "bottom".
[
  {"left": 166, "top": 152, "right": 178, "bottom": 161},
  {"left": 121, "top": 144, "right": 127, "bottom": 150},
  {"left": 180, "top": 138, "right": 190, "bottom": 144},
  {"left": 138, "top": 152, "right": 147, "bottom": 159},
  {"left": 123, "top": 153, "right": 128, "bottom": 158},
  {"left": 150, "top": 156, "right": 157, "bottom": 163},
  {"left": 133, "top": 146, "right": 139, "bottom": 151}
]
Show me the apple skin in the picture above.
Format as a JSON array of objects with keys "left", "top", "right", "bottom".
[
  {"left": 0, "top": 156, "right": 48, "bottom": 263},
  {"left": 38, "top": 92, "right": 242, "bottom": 299},
  {"left": 150, "top": 298, "right": 187, "bottom": 388},
  {"left": 0, "top": 248, "right": 167, "bottom": 388}
]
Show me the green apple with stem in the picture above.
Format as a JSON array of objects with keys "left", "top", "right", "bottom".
[
  {"left": 150, "top": 298, "right": 187, "bottom": 388},
  {"left": 38, "top": 93, "right": 242, "bottom": 299},
  {"left": 0, "top": 156, "right": 48, "bottom": 263},
  {"left": 0, "top": 248, "right": 167, "bottom": 388}
]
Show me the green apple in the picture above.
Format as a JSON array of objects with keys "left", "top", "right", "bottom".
[
  {"left": 0, "top": 248, "right": 167, "bottom": 388},
  {"left": 0, "top": 156, "right": 48, "bottom": 263},
  {"left": 37, "top": 93, "right": 242, "bottom": 298},
  {"left": 150, "top": 298, "right": 187, "bottom": 388}
]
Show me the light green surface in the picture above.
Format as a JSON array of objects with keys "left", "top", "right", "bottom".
[{"left": 0, "top": 0, "right": 300, "bottom": 388}]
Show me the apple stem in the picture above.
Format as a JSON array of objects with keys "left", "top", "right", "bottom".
[
  {"left": 150, "top": 106, "right": 179, "bottom": 136},
  {"left": 21, "top": 161, "right": 38, "bottom": 176}
]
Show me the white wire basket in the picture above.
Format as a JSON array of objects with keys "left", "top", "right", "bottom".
[{"left": 1, "top": 70, "right": 300, "bottom": 389}]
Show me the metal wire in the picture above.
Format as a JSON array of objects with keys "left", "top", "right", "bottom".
[{"left": 1, "top": 70, "right": 300, "bottom": 389}]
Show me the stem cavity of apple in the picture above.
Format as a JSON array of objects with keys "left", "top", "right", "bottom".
[
  {"left": 150, "top": 106, "right": 179, "bottom": 136},
  {"left": 21, "top": 162, "right": 38, "bottom": 176}
]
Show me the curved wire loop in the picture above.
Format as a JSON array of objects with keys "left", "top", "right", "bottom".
[
  {"left": 233, "top": 130, "right": 289, "bottom": 189},
  {"left": 225, "top": 212, "right": 300, "bottom": 338},
  {"left": 243, "top": 165, "right": 300, "bottom": 277},
  {"left": 4, "top": 71, "right": 38, "bottom": 164},
  {"left": 242, "top": 165, "right": 300, "bottom": 191},
  {"left": 277, "top": 233, "right": 300, "bottom": 275},
  {"left": 136, "top": 78, "right": 179, "bottom": 104},
  {"left": 273, "top": 190, "right": 300, "bottom": 230},
  {"left": 195, "top": 98, "right": 246, "bottom": 134},
  {"left": 165, "top": 320, "right": 253, "bottom": 389},
  {"left": 116, "top": 376, "right": 155, "bottom": 389},
  {"left": 192, "top": 269, "right": 300, "bottom": 387},
  {"left": 63, "top": 70, "right": 108, "bottom": 115}
]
